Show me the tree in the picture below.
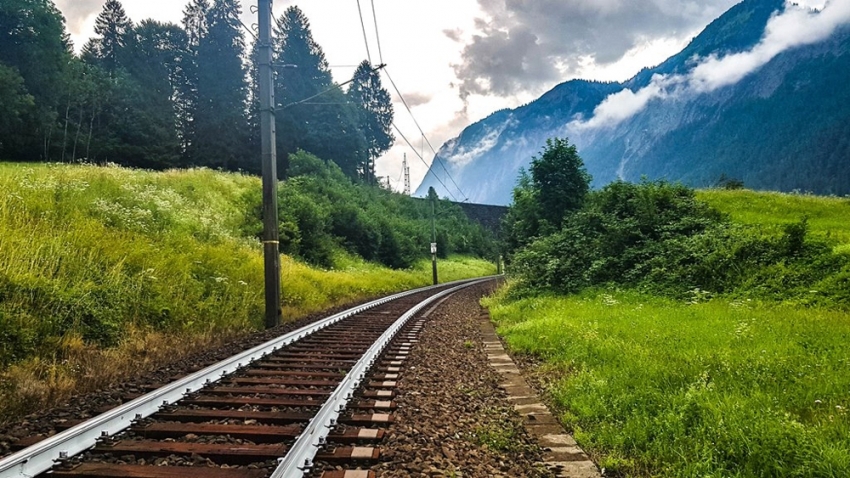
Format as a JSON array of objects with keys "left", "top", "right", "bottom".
[
  {"left": 83, "top": 0, "right": 132, "bottom": 75},
  {"left": 115, "top": 20, "right": 186, "bottom": 168},
  {"left": 502, "top": 169, "right": 544, "bottom": 251},
  {"left": 244, "top": 39, "right": 263, "bottom": 174},
  {"left": 274, "top": 7, "right": 332, "bottom": 107},
  {"left": 348, "top": 60, "right": 394, "bottom": 182},
  {"left": 0, "top": 64, "right": 34, "bottom": 154},
  {"left": 60, "top": 59, "right": 112, "bottom": 162},
  {"left": 530, "top": 137, "right": 591, "bottom": 226},
  {"left": 178, "top": 0, "right": 209, "bottom": 156},
  {"left": 274, "top": 6, "right": 331, "bottom": 177},
  {"left": 189, "top": 0, "right": 250, "bottom": 170},
  {"left": 503, "top": 138, "right": 591, "bottom": 253},
  {"left": 273, "top": 6, "right": 366, "bottom": 179},
  {"left": 0, "top": 0, "right": 71, "bottom": 160}
]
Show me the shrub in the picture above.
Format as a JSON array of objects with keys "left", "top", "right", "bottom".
[
  {"left": 267, "top": 150, "right": 496, "bottom": 269},
  {"left": 509, "top": 179, "right": 850, "bottom": 307}
]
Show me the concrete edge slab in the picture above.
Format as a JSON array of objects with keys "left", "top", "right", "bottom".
[{"left": 479, "top": 317, "right": 602, "bottom": 478}]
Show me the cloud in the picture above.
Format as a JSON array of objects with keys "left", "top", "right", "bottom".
[
  {"left": 55, "top": 0, "right": 103, "bottom": 35},
  {"left": 443, "top": 116, "right": 514, "bottom": 167},
  {"left": 443, "top": 28, "right": 463, "bottom": 42},
  {"left": 572, "top": 0, "right": 850, "bottom": 130},
  {"left": 453, "top": 0, "right": 739, "bottom": 99},
  {"left": 403, "top": 92, "right": 434, "bottom": 108},
  {"left": 689, "top": 0, "right": 850, "bottom": 92},
  {"left": 576, "top": 74, "right": 680, "bottom": 130}
]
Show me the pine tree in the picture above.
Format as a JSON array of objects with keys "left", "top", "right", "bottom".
[
  {"left": 190, "top": 0, "right": 250, "bottom": 170},
  {"left": 117, "top": 20, "right": 186, "bottom": 168},
  {"left": 85, "top": 0, "right": 132, "bottom": 75},
  {"left": 0, "top": 64, "right": 35, "bottom": 155},
  {"left": 246, "top": 38, "right": 261, "bottom": 174},
  {"left": 178, "top": 0, "right": 209, "bottom": 158},
  {"left": 273, "top": 6, "right": 329, "bottom": 176},
  {"left": 273, "top": 6, "right": 366, "bottom": 179},
  {"left": 274, "top": 7, "right": 332, "bottom": 106},
  {"left": 0, "top": 0, "right": 72, "bottom": 160},
  {"left": 348, "top": 60, "right": 394, "bottom": 182}
]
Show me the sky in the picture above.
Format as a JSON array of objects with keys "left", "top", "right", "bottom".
[{"left": 56, "top": 0, "right": 747, "bottom": 193}]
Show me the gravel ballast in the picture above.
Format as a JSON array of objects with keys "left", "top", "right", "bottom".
[{"left": 373, "top": 282, "right": 553, "bottom": 477}]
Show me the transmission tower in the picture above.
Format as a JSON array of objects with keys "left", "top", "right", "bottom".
[{"left": 403, "top": 153, "right": 411, "bottom": 196}]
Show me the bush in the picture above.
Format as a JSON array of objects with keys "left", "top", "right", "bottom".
[
  {"left": 509, "top": 179, "right": 850, "bottom": 307},
  {"left": 267, "top": 150, "right": 496, "bottom": 269},
  {"left": 512, "top": 180, "right": 722, "bottom": 293}
]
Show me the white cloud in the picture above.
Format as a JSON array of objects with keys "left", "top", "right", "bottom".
[
  {"left": 690, "top": 0, "right": 850, "bottom": 92},
  {"left": 571, "top": 0, "right": 850, "bottom": 131},
  {"left": 576, "top": 74, "right": 681, "bottom": 130},
  {"left": 444, "top": 117, "right": 514, "bottom": 167}
]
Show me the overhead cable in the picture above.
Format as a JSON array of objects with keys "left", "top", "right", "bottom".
[
  {"left": 370, "top": 0, "right": 384, "bottom": 64},
  {"left": 392, "top": 123, "right": 459, "bottom": 202},
  {"left": 283, "top": 64, "right": 385, "bottom": 110},
  {"left": 366, "top": 1, "right": 468, "bottom": 201},
  {"left": 383, "top": 68, "right": 468, "bottom": 201},
  {"left": 355, "top": 0, "right": 373, "bottom": 64}
]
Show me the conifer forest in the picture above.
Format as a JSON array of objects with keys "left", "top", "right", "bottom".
[{"left": 0, "top": 0, "right": 394, "bottom": 181}]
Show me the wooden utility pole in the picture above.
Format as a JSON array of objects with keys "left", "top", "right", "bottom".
[{"left": 259, "top": 0, "right": 281, "bottom": 328}]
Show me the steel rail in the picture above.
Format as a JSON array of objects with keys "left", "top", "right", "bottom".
[
  {"left": 0, "top": 277, "right": 496, "bottom": 478},
  {"left": 272, "top": 277, "right": 494, "bottom": 477}
]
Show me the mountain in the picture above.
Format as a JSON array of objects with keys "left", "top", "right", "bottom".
[{"left": 416, "top": 0, "right": 850, "bottom": 205}]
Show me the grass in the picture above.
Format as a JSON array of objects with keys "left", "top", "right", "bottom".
[
  {"left": 697, "top": 189, "right": 850, "bottom": 248},
  {"left": 485, "top": 286, "right": 850, "bottom": 478},
  {"left": 0, "top": 162, "right": 495, "bottom": 422}
]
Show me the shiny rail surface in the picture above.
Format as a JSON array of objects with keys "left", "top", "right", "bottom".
[
  {"left": 0, "top": 277, "right": 496, "bottom": 478},
  {"left": 273, "top": 279, "right": 491, "bottom": 477}
]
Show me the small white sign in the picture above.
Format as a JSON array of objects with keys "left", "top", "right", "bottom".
[{"left": 430, "top": 243, "right": 437, "bottom": 254}]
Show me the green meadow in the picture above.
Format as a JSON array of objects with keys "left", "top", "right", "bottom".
[
  {"left": 697, "top": 189, "right": 850, "bottom": 252},
  {"left": 486, "top": 289, "right": 850, "bottom": 477}
]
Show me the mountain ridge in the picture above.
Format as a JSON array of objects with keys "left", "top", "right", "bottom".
[{"left": 417, "top": 0, "right": 850, "bottom": 205}]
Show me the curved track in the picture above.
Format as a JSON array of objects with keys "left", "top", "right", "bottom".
[{"left": 0, "top": 278, "right": 495, "bottom": 478}]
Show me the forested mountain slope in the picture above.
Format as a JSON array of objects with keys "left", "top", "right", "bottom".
[{"left": 417, "top": 0, "right": 850, "bottom": 204}]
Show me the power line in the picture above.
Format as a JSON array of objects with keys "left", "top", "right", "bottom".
[
  {"left": 355, "top": 0, "right": 372, "bottom": 64},
  {"left": 370, "top": 0, "right": 384, "bottom": 64},
  {"left": 392, "top": 123, "right": 458, "bottom": 202},
  {"left": 361, "top": 1, "right": 467, "bottom": 201},
  {"left": 239, "top": 19, "right": 258, "bottom": 41},
  {"left": 382, "top": 67, "right": 468, "bottom": 201},
  {"left": 283, "top": 64, "right": 385, "bottom": 110}
]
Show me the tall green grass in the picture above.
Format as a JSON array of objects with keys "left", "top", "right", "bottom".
[
  {"left": 0, "top": 162, "right": 495, "bottom": 420},
  {"left": 0, "top": 164, "right": 263, "bottom": 355},
  {"left": 485, "top": 287, "right": 850, "bottom": 478},
  {"left": 697, "top": 189, "right": 850, "bottom": 249}
]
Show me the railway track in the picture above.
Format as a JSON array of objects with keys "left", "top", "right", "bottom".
[{"left": 0, "top": 278, "right": 496, "bottom": 478}]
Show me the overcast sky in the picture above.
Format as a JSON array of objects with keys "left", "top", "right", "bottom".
[{"left": 56, "top": 0, "right": 743, "bottom": 192}]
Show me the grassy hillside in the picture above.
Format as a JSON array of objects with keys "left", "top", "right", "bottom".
[
  {"left": 0, "top": 161, "right": 495, "bottom": 421},
  {"left": 698, "top": 189, "right": 850, "bottom": 250}
]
